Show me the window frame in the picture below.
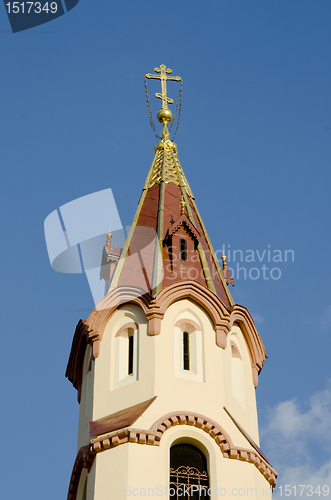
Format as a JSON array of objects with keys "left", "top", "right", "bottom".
[
  {"left": 174, "top": 316, "right": 203, "bottom": 382},
  {"left": 113, "top": 320, "right": 139, "bottom": 389}
]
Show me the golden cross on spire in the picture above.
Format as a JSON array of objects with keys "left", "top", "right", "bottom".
[{"left": 145, "top": 64, "right": 182, "bottom": 111}]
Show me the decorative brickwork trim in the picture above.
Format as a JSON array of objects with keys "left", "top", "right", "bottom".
[
  {"left": 66, "top": 445, "right": 95, "bottom": 500},
  {"left": 230, "top": 304, "right": 266, "bottom": 387},
  {"left": 66, "top": 282, "right": 266, "bottom": 392},
  {"left": 67, "top": 412, "right": 277, "bottom": 499},
  {"left": 115, "top": 322, "right": 138, "bottom": 337},
  {"left": 174, "top": 318, "right": 201, "bottom": 331},
  {"left": 149, "top": 412, "right": 276, "bottom": 487}
]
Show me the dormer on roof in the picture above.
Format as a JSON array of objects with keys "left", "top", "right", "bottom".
[{"left": 163, "top": 201, "right": 201, "bottom": 285}]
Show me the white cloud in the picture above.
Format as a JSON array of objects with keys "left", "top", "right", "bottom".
[
  {"left": 261, "top": 383, "right": 331, "bottom": 498},
  {"left": 251, "top": 312, "right": 264, "bottom": 324},
  {"left": 272, "top": 461, "right": 331, "bottom": 499},
  {"left": 321, "top": 305, "right": 331, "bottom": 331}
]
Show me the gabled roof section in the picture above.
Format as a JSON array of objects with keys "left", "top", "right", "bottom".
[
  {"left": 108, "top": 137, "right": 234, "bottom": 310},
  {"left": 165, "top": 212, "right": 200, "bottom": 240}
]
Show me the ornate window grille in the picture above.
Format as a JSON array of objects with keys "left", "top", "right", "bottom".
[{"left": 170, "top": 444, "right": 209, "bottom": 500}]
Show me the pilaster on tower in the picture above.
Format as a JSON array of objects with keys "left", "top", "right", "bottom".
[{"left": 65, "top": 65, "right": 276, "bottom": 500}]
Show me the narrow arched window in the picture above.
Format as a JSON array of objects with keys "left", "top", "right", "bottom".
[
  {"left": 180, "top": 238, "right": 187, "bottom": 261},
  {"left": 128, "top": 332, "right": 134, "bottom": 375},
  {"left": 114, "top": 322, "right": 139, "bottom": 388},
  {"left": 183, "top": 331, "right": 190, "bottom": 371},
  {"left": 170, "top": 444, "right": 209, "bottom": 499},
  {"left": 174, "top": 318, "right": 203, "bottom": 382}
]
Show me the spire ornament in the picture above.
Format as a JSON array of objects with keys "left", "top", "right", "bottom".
[
  {"left": 220, "top": 249, "right": 234, "bottom": 287},
  {"left": 106, "top": 226, "right": 112, "bottom": 244},
  {"left": 180, "top": 197, "right": 186, "bottom": 215},
  {"left": 144, "top": 64, "right": 182, "bottom": 141}
]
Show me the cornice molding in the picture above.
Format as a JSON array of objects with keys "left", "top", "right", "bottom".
[{"left": 66, "top": 282, "right": 266, "bottom": 391}]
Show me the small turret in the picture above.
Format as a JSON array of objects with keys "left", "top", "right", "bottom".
[{"left": 220, "top": 248, "right": 234, "bottom": 286}]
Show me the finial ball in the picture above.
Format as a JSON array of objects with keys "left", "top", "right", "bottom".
[
  {"left": 106, "top": 227, "right": 112, "bottom": 240},
  {"left": 157, "top": 108, "right": 173, "bottom": 124}
]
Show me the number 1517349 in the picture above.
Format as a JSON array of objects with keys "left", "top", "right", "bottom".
[{"left": 5, "top": 2, "right": 58, "bottom": 13}]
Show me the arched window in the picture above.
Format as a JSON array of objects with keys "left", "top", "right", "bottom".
[
  {"left": 174, "top": 317, "right": 203, "bottom": 382},
  {"left": 128, "top": 332, "right": 134, "bottom": 375},
  {"left": 183, "top": 331, "right": 190, "bottom": 371},
  {"left": 114, "top": 321, "right": 139, "bottom": 388},
  {"left": 180, "top": 238, "right": 187, "bottom": 261},
  {"left": 170, "top": 444, "right": 209, "bottom": 499}
]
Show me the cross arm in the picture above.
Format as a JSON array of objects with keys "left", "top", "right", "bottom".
[
  {"left": 165, "top": 76, "right": 182, "bottom": 82},
  {"left": 145, "top": 74, "right": 161, "bottom": 80}
]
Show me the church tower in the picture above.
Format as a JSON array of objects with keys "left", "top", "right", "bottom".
[{"left": 65, "top": 65, "right": 277, "bottom": 500}]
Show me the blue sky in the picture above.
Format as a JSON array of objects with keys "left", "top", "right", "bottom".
[{"left": 1, "top": 1, "right": 331, "bottom": 498}]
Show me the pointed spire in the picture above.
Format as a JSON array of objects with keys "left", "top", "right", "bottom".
[{"left": 108, "top": 65, "right": 234, "bottom": 309}]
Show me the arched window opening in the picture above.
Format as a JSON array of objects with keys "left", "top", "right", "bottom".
[
  {"left": 128, "top": 332, "right": 134, "bottom": 375},
  {"left": 174, "top": 317, "right": 203, "bottom": 382},
  {"left": 170, "top": 444, "right": 209, "bottom": 500},
  {"left": 183, "top": 331, "right": 190, "bottom": 371},
  {"left": 114, "top": 322, "right": 139, "bottom": 388},
  {"left": 180, "top": 238, "right": 187, "bottom": 261}
]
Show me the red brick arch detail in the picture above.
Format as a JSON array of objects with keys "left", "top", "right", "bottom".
[
  {"left": 82, "top": 282, "right": 266, "bottom": 386},
  {"left": 85, "top": 286, "right": 152, "bottom": 358},
  {"left": 150, "top": 412, "right": 277, "bottom": 487},
  {"left": 66, "top": 419, "right": 276, "bottom": 500},
  {"left": 229, "top": 305, "right": 267, "bottom": 387},
  {"left": 174, "top": 318, "right": 201, "bottom": 331},
  {"left": 148, "top": 281, "right": 231, "bottom": 347},
  {"left": 80, "top": 412, "right": 277, "bottom": 491},
  {"left": 66, "top": 445, "right": 95, "bottom": 500},
  {"left": 115, "top": 322, "right": 138, "bottom": 337}
]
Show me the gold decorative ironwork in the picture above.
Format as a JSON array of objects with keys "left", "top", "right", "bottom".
[
  {"left": 145, "top": 64, "right": 183, "bottom": 140},
  {"left": 145, "top": 64, "right": 181, "bottom": 112},
  {"left": 148, "top": 146, "right": 182, "bottom": 188},
  {"left": 170, "top": 466, "right": 209, "bottom": 499}
]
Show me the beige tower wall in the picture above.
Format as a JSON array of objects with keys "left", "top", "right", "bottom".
[
  {"left": 75, "top": 299, "right": 273, "bottom": 499},
  {"left": 85, "top": 427, "right": 272, "bottom": 499}
]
